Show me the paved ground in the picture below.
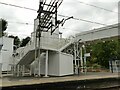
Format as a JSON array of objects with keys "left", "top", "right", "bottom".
[{"left": 0, "top": 72, "right": 119, "bottom": 87}]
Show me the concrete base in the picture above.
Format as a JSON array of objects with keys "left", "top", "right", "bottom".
[{"left": 43, "top": 76, "right": 49, "bottom": 78}]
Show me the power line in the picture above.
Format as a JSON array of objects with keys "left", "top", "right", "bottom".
[
  {"left": 58, "top": 14, "right": 107, "bottom": 26},
  {"left": 5, "top": 32, "right": 31, "bottom": 37},
  {"left": 8, "top": 16, "right": 107, "bottom": 26},
  {"left": 76, "top": 0, "right": 119, "bottom": 14},
  {"left": 0, "top": 1, "right": 113, "bottom": 26},
  {"left": 0, "top": 1, "right": 118, "bottom": 14},
  {"left": 9, "top": 21, "right": 33, "bottom": 25},
  {"left": 0, "top": 2, "right": 37, "bottom": 11}
]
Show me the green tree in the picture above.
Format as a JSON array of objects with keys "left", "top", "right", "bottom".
[
  {"left": 20, "top": 37, "right": 31, "bottom": 47},
  {"left": 8, "top": 35, "right": 20, "bottom": 48},
  {"left": 0, "top": 19, "right": 8, "bottom": 36},
  {"left": 86, "top": 39, "right": 119, "bottom": 69}
]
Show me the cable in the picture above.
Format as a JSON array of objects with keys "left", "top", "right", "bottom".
[
  {"left": 5, "top": 32, "right": 31, "bottom": 37},
  {"left": 7, "top": 16, "right": 107, "bottom": 26},
  {"left": 0, "top": 1, "right": 119, "bottom": 14},
  {"left": 0, "top": 1, "right": 113, "bottom": 26},
  {"left": 58, "top": 14, "right": 107, "bottom": 26},
  {"left": 0, "top": 2, "right": 37, "bottom": 11},
  {"left": 76, "top": 0, "right": 119, "bottom": 14},
  {"left": 7, "top": 16, "right": 108, "bottom": 27},
  {"left": 8, "top": 21, "right": 33, "bottom": 25}
]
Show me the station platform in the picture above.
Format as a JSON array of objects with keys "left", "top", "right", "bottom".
[{"left": 0, "top": 72, "right": 119, "bottom": 88}]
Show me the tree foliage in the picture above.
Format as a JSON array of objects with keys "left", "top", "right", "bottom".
[
  {"left": 8, "top": 35, "right": 31, "bottom": 50},
  {"left": 2, "top": 19, "right": 8, "bottom": 32},
  {"left": 8, "top": 35, "right": 20, "bottom": 48},
  {"left": 0, "top": 19, "right": 8, "bottom": 36},
  {"left": 86, "top": 39, "right": 119, "bottom": 69},
  {"left": 20, "top": 37, "right": 31, "bottom": 47}
]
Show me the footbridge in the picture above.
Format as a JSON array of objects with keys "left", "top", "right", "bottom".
[{"left": 75, "top": 24, "right": 119, "bottom": 43}]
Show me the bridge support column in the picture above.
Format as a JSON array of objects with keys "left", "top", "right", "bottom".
[
  {"left": 80, "top": 47, "right": 83, "bottom": 73},
  {"left": 74, "top": 43, "right": 77, "bottom": 74},
  {"left": 38, "top": 58, "right": 41, "bottom": 77},
  {"left": 22, "top": 65, "right": 25, "bottom": 76},
  {"left": 29, "top": 65, "right": 32, "bottom": 76},
  {"left": 17, "top": 65, "right": 20, "bottom": 77},
  {"left": 0, "top": 63, "right": 2, "bottom": 78},
  {"left": 13, "top": 65, "right": 16, "bottom": 76},
  {"left": 45, "top": 50, "right": 49, "bottom": 77}
]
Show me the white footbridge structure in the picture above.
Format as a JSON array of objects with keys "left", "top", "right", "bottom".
[
  {"left": 12, "top": 18, "right": 74, "bottom": 77},
  {"left": 11, "top": 21, "right": 119, "bottom": 77}
]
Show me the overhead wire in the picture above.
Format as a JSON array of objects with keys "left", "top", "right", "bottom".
[
  {"left": 0, "top": 1, "right": 118, "bottom": 37},
  {"left": 0, "top": 1, "right": 113, "bottom": 26},
  {"left": 8, "top": 21, "right": 33, "bottom": 25},
  {"left": 58, "top": 14, "right": 107, "bottom": 26},
  {"left": 76, "top": 0, "right": 119, "bottom": 14},
  {"left": 0, "top": 1, "right": 118, "bottom": 14},
  {"left": 0, "top": 2, "right": 37, "bottom": 11}
]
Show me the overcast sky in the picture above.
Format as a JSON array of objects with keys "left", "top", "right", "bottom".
[{"left": 0, "top": 0, "right": 119, "bottom": 39}]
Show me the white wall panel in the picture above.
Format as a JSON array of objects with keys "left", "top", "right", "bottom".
[
  {"left": 59, "top": 53, "right": 73, "bottom": 76},
  {"left": 0, "top": 37, "right": 13, "bottom": 71}
]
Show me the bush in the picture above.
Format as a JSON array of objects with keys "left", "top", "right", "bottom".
[{"left": 92, "top": 64, "right": 101, "bottom": 69}]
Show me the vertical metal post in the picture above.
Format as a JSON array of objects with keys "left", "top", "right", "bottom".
[
  {"left": 74, "top": 43, "right": 77, "bottom": 74},
  {"left": 13, "top": 65, "right": 16, "bottom": 76},
  {"left": 55, "top": 2, "right": 57, "bottom": 26},
  {"left": 29, "top": 65, "right": 32, "bottom": 76},
  {"left": 38, "top": 1, "right": 43, "bottom": 77},
  {"left": 17, "top": 65, "right": 19, "bottom": 77},
  {"left": 83, "top": 45, "right": 87, "bottom": 75},
  {"left": 0, "top": 63, "right": 2, "bottom": 78},
  {"left": 45, "top": 50, "right": 48, "bottom": 77},
  {"left": 115, "top": 61, "right": 117, "bottom": 72},
  {"left": 34, "top": 64, "right": 36, "bottom": 76},
  {"left": 80, "top": 47, "right": 83, "bottom": 73},
  {"left": 110, "top": 60, "right": 113, "bottom": 73},
  {"left": 74, "top": 43, "right": 77, "bottom": 66},
  {"left": 22, "top": 65, "right": 25, "bottom": 76},
  {"left": 38, "top": 32, "right": 41, "bottom": 77},
  {"left": 11, "top": 65, "right": 14, "bottom": 75},
  {"left": 35, "top": 26, "right": 37, "bottom": 64}
]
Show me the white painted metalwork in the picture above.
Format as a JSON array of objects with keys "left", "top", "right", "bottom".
[
  {"left": 0, "top": 63, "right": 2, "bottom": 77},
  {"left": 80, "top": 47, "right": 83, "bottom": 73},
  {"left": 76, "top": 24, "right": 118, "bottom": 42},
  {"left": 45, "top": 50, "right": 48, "bottom": 77},
  {"left": 17, "top": 65, "right": 20, "bottom": 77}
]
